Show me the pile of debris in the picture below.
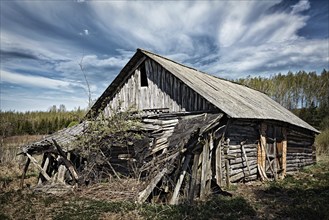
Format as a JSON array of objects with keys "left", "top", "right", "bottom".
[{"left": 20, "top": 112, "right": 236, "bottom": 204}]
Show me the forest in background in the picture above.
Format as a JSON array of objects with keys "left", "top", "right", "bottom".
[
  {"left": 0, "top": 69, "right": 328, "bottom": 138},
  {"left": 0, "top": 105, "right": 85, "bottom": 137}
]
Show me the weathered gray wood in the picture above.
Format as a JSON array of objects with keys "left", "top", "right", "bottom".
[
  {"left": 225, "top": 159, "right": 230, "bottom": 188},
  {"left": 200, "top": 139, "right": 209, "bottom": 200},
  {"left": 241, "top": 145, "right": 251, "bottom": 175},
  {"left": 26, "top": 153, "right": 51, "bottom": 181},
  {"left": 230, "top": 164, "right": 257, "bottom": 176},
  {"left": 206, "top": 134, "right": 214, "bottom": 192},
  {"left": 138, "top": 167, "right": 168, "bottom": 203},
  {"left": 20, "top": 157, "right": 30, "bottom": 188},
  {"left": 216, "top": 140, "right": 222, "bottom": 186},
  {"left": 189, "top": 153, "right": 200, "bottom": 202},
  {"left": 257, "top": 164, "right": 269, "bottom": 181},
  {"left": 230, "top": 167, "right": 258, "bottom": 182},
  {"left": 38, "top": 155, "right": 50, "bottom": 185},
  {"left": 57, "top": 164, "right": 66, "bottom": 183},
  {"left": 264, "top": 144, "right": 275, "bottom": 178},
  {"left": 230, "top": 157, "right": 257, "bottom": 165},
  {"left": 53, "top": 139, "right": 79, "bottom": 182},
  {"left": 230, "top": 161, "right": 257, "bottom": 170},
  {"left": 273, "top": 139, "right": 278, "bottom": 181},
  {"left": 104, "top": 58, "right": 215, "bottom": 115},
  {"left": 170, "top": 154, "right": 192, "bottom": 205}
]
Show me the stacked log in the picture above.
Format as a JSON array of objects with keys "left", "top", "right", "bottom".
[
  {"left": 286, "top": 151, "right": 314, "bottom": 172},
  {"left": 286, "top": 129, "right": 315, "bottom": 172},
  {"left": 227, "top": 144, "right": 258, "bottom": 182}
]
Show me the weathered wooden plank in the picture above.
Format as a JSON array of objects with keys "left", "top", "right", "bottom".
[
  {"left": 189, "top": 153, "right": 200, "bottom": 202},
  {"left": 26, "top": 153, "right": 51, "bottom": 181},
  {"left": 170, "top": 154, "right": 192, "bottom": 205},
  {"left": 216, "top": 139, "right": 223, "bottom": 187},
  {"left": 257, "top": 164, "right": 269, "bottom": 181},
  {"left": 273, "top": 139, "right": 278, "bottom": 181},
  {"left": 57, "top": 164, "right": 66, "bottom": 183},
  {"left": 200, "top": 139, "right": 209, "bottom": 200},
  {"left": 20, "top": 157, "right": 30, "bottom": 188},
  {"left": 38, "top": 153, "right": 50, "bottom": 185},
  {"left": 225, "top": 159, "right": 230, "bottom": 188},
  {"left": 53, "top": 139, "right": 79, "bottom": 182},
  {"left": 138, "top": 167, "right": 168, "bottom": 203},
  {"left": 206, "top": 134, "right": 214, "bottom": 192},
  {"left": 258, "top": 123, "right": 266, "bottom": 178}
]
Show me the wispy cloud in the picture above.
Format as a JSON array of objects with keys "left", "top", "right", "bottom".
[
  {"left": 1, "top": 70, "right": 81, "bottom": 91},
  {"left": 291, "top": 0, "right": 310, "bottom": 14},
  {"left": 0, "top": 0, "right": 328, "bottom": 111}
]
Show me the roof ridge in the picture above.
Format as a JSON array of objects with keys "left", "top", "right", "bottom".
[
  {"left": 137, "top": 48, "right": 199, "bottom": 72},
  {"left": 137, "top": 48, "right": 254, "bottom": 91}
]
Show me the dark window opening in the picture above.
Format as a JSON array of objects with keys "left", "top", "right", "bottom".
[{"left": 140, "top": 63, "right": 148, "bottom": 87}]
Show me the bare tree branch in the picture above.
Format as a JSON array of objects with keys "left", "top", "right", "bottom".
[{"left": 79, "top": 54, "right": 92, "bottom": 108}]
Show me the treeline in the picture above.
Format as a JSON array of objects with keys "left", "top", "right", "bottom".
[
  {"left": 235, "top": 69, "right": 329, "bottom": 130},
  {"left": 0, "top": 105, "right": 85, "bottom": 137}
]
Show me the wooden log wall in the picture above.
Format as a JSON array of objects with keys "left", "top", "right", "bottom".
[
  {"left": 286, "top": 129, "right": 315, "bottom": 172},
  {"left": 216, "top": 120, "right": 260, "bottom": 183},
  {"left": 227, "top": 144, "right": 258, "bottom": 182},
  {"left": 225, "top": 120, "right": 260, "bottom": 145},
  {"left": 103, "top": 58, "right": 216, "bottom": 117}
]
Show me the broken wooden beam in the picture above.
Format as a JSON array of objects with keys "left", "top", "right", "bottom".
[
  {"left": 200, "top": 138, "right": 209, "bottom": 200},
  {"left": 170, "top": 154, "right": 192, "bottom": 205},
  {"left": 215, "top": 139, "right": 223, "bottom": 187},
  {"left": 20, "top": 157, "right": 30, "bottom": 188},
  {"left": 25, "top": 153, "right": 51, "bottom": 181},
  {"left": 52, "top": 139, "right": 79, "bottom": 183},
  {"left": 137, "top": 167, "right": 168, "bottom": 203},
  {"left": 188, "top": 153, "right": 200, "bottom": 202},
  {"left": 38, "top": 154, "right": 50, "bottom": 185}
]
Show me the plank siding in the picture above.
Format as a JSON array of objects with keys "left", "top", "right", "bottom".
[{"left": 103, "top": 58, "right": 215, "bottom": 116}]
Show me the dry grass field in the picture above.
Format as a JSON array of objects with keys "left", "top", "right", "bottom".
[{"left": 1, "top": 136, "right": 328, "bottom": 220}]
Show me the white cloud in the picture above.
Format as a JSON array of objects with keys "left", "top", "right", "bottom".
[
  {"left": 1, "top": 0, "right": 328, "bottom": 111},
  {"left": 0, "top": 70, "right": 81, "bottom": 91},
  {"left": 205, "top": 38, "right": 328, "bottom": 77},
  {"left": 1, "top": 32, "right": 72, "bottom": 61},
  {"left": 291, "top": 0, "right": 310, "bottom": 14}
]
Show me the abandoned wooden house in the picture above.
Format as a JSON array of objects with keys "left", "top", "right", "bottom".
[{"left": 21, "top": 48, "right": 319, "bottom": 203}]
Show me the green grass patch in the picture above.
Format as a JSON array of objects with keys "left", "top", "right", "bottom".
[
  {"left": 262, "top": 158, "right": 329, "bottom": 219},
  {"left": 52, "top": 196, "right": 255, "bottom": 220}
]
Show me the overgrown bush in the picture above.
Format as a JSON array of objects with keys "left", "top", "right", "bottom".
[
  {"left": 75, "top": 106, "right": 142, "bottom": 154},
  {"left": 70, "top": 106, "right": 145, "bottom": 182}
]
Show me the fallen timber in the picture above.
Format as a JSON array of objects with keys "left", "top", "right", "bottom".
[{"left": 19, "top": 111, "right": 316, "bottom": 204}]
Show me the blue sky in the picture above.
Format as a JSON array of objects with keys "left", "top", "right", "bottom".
[{"left": 1, "top": 0, "right": 328, "bottom": 112}]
